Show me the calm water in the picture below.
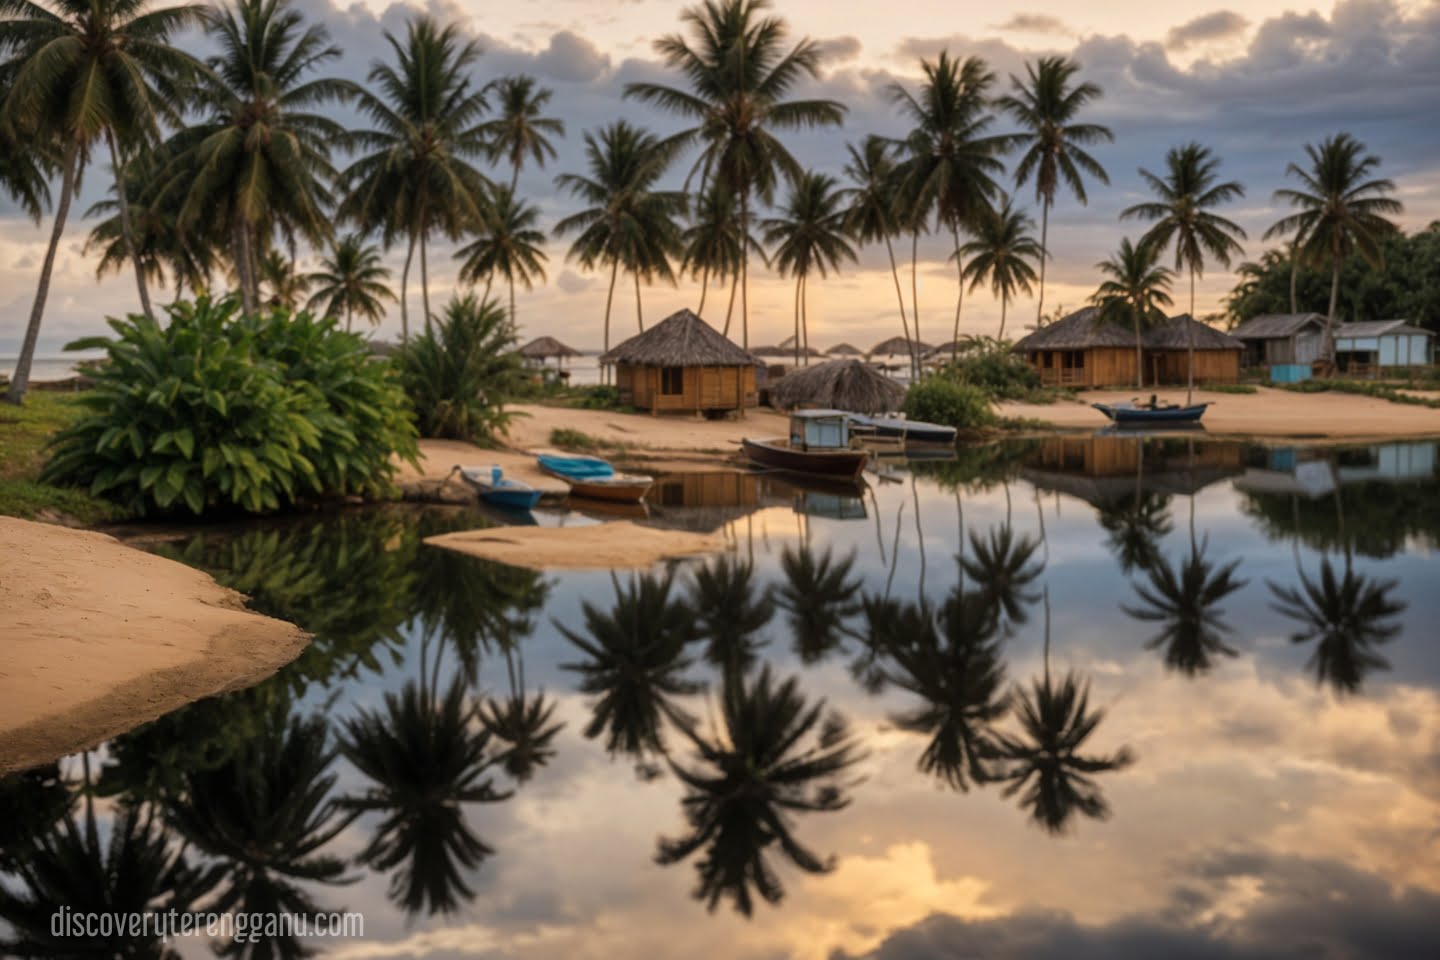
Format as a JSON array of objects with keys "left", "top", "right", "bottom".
[{"left": 3, "top": 436, "right": 1439, "bottom": 959}]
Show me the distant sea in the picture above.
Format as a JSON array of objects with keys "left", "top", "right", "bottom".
[{"left": 0, "top": 355, "right": 104, "bottom": 382}]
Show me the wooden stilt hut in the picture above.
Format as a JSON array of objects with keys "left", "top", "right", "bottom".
[{"left": 601, "top": 309, "right": 759, "bottom": 415}]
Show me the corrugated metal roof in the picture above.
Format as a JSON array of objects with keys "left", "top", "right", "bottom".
[
  {"left": 1230, "top": 313, "right": 1326, "bottom": 340},
  {"left": 1335, "top": 319, "right": 1435, "bottom": 339}
]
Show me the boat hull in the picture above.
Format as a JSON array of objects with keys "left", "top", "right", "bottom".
[
  {"left": 742, "top": 437, "right": 870, "bottom": 478},
  {"left": 567, "top": 475, "right": 653, "bottom": 503},
  {"left": 850, "top": 415, "right": 957, "bottom": 445},
  {"left": 1092, "top": 402, "right": 1210, "bottom": 424},
  {"left": 480, "top": 488, "right": 543, "bottom": 509}
]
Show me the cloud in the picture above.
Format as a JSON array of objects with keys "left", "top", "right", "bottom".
[
  {"left": 818, "top": 35, "right": 863, "bottom": 64},
  {"left": 556, "top": 269, "right": 594, "bottom": 295},
  {"left": 994, "top": 14, "right": 1072, "bottom": 36},
  {"left": 531, "top": 30, "right": 612, "bottom": 84},
  {"left": 1166, "top": 11, "right": 1251, "bottom": 51}
]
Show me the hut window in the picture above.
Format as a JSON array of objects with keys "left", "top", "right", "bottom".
[{"left": 660, "top": 366, "right": 684, "bottom": 395}]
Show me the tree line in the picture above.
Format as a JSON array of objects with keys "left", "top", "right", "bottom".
[{"left": 0, "top": 0, "right": 1410, "bottom": 405}]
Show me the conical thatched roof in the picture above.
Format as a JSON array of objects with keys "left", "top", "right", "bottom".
[
  {"left": 1014, "top": 308, "right": 1244, "bottom": 352},
  {"left": 870, "top": 335, "right": 931, "bottom": 356},
  {"left": 752, "top": 343, "right": 823, "bottom": 358},
  {"left": 1144, "top": 315, "right": 1244, "bottom": 351},
  {"left": 826, "top": 342, "right": 863, "bottom": 356},
  {"left": 769, "top": 359, "right": 906, "bottom": 414},
  {"left": 600, "top": 309, "right": 757, "bottom": 366},
  {"left": 518, "top": 335, "right": 583, "bottom": 359}
]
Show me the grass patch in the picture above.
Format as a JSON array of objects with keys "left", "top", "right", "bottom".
[
  {"left": 1205, "top": 383, "right": 1260, "bottom": 394},
  {"left": 0, "top": 393, "right": 121, "bottom": 524},
  {"left": 1275, "top": 379, "right": 1440, "bottom": 409},
  {"left": 549, "top": 427, "right": 602, "bottom": 452}
]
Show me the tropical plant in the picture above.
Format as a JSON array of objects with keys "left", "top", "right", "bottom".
[
  {"left": 656, "top": 666, "right": 863, "bottom": 915},
  {"left": 1264, "top": 133, "right": 1403, "bottom": 364},
  {"left": 1098, "top": 490, "right": 1174, "bottom": 573},
  {"left": 555, "top": 120, "right": 685, "bottom": 349},
  {"left": 392, "top": 294, "right": 522, "bottom": 442},
  {"left": 258, "top": 248, "right": 311, "bottom": 308},
  {"left": 937, "top": 338, "right": 1041, "bottom": 400},
  {"left": 456, "top": 185, "right": 548, "bottom": 327},
  {"left": 479, "top": 686, "right": 564, "bottom": 784},
  {"left": 842, "top": 135, "right": 915, "bottom": 376},
  {"left": 1124, "top": 538, "right": 1247, "bottom": 676},
  {"left": 482, "top": 73, "right": 564, "bottom": 192},
  {"left": 680, "top": 183, "right": 743, "bottom": 321},
  {"left": 624, "top": 0, "right": 844, "bottom": 349},
  {"left": 43, "top": 296, "right": 418, "bottom": 515},
  {"left": 773, "top": 545, "right": 862, "bottom": 663},
  {"left": 0, "top": 115, "right": 50, "bottom": 224},
  {"left": 958, "top": 194, "right": 1042, "bottom": 339},
  {"left": 902, "top": 376, "right": 994, "bottom": 430},
  {"left": 997, "top": 56, "right": 1112, "bottom": 327},
  {"left": 341, "top": 14, "right": 491, "bottom": 339},
  {"left": 0, "top": 762, "right": 70, "bottom": 873},
  {"left": 1268, "top": 556, "right": 1405, "bottom": 694},
  {"left": 763, "top": 172, "right": 857, "bottom": 365},
  {"left": 306, "top": 234, "right": 395, "bottom": 331},
  {"left": 1091, "top": 237, "right": 1175, "bottom": 388},
  {"left": 0, "top": 0, "right": 206, "bottom": 403},
  {"left": 1121, "top": 142, "right": 1246, "bottom": 403}
]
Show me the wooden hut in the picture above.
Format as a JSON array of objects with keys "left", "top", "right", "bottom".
[
  {"left": 517, "top": 335, "right": 583, "bottom": 379},
  {"left": 768, "top": 359, "right": 906, "bottom": 413},
  {"left": 1142, "top": 315, "right": 1243, "bottom": 385},
  {"left": 1013, "top": 308, "right": 1242, "bottom": 387},
  {"left": 601, "top": 309, "right": 759, "bottom": 414},
  {"left": 1229, "top": 313, "right": 1325, "bottom": 381}
]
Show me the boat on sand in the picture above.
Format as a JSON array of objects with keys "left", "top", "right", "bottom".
[
  {"left": 1092, "top": 398, "right": 1210, "bottom": 424},
  {"left": 454, "top": 465, "right": 543, "bottom": 509},
  {"left": 537, "top": 454, "right": 654, "bottom": 503}
]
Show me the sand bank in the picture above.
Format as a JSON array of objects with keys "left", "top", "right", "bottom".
[
  {"left": 0, "top": 517, "right": 309, "bottom": 774},
  {"left": 425, "top": 520, "right": 726, "bottom": 570},
  {"left": 504, "top": 404, "right": 789, "bottom": 455},
  {"left": 997, "top": 387, "right": 1440, "bottom": 439}
]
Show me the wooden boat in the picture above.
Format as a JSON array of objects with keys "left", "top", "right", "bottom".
[
  {"left": 848, "top": 413, "right": 957, "bottom": 445},
  {"left": 536, "top": 453, "right": 653, "bottom": 503},
  {"left": 742, "top": 410, "right": 869, "bottom": 479},
  {"left": 1092, "top": 400, "right": 1210, "bottom": 424},
  {"left": 455, "top": 465, "right": 543, "bottom": 510}
]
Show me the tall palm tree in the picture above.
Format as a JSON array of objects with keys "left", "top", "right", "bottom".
[
  {"left": 958, "top": 194, "right": 1042, "bottom": 340},
  {"left": 680, "top": 183, "right": 743, "bottom": 320},
  {"left": 0, "top": 0, "right": 205, "bottom": 404},
  {"left": 341, "top": 15, "right": 491, "bottom": 339},
  {"left": 258, "top": 248, "right": 311, "bottom": 309},
  {"left": 624, "top": 0, "right": 845, "bottom": 350},
  {"left": 555, "top": 120, "right": 685, "bottom": 353},
  {"left": 456, "top": 185, "right": 548, "bottom": 327},
  {"left": 997, "top": 56, "right": 1112, "bottom": 328},
  {"left": 482, "top": 73, "right": 564, "bottom": 193},
  {"left": 168, "top": 0, "right": 354, "bottom": 319},
  {"left": 1120, "top": 142, "right": 1246, "bottom": 403},
  {"left": 1098, "top": 489, "right": 1174, "bottom": 573},
  {"left": 1124, "top": 537, "right": 1247, "bottom": 676},
  {"left": 890, "top": 51, "right": 1008, "bottom": 362},
  {"left": 1268, "top": 556, "right": 1405, "bottom": 694},
  {"left": 763, "top": 172, "right": 857, "bottom": 365},
  {"left": 773, "top": 545, "right": 861, "bottom": 664},
  {"left": 656, "top": 666, "right": 863, "bottom": 915},
  {"left": 306, "top": 234, "right": 395, "bottom": 331},
  {"left": 1264, "top": 133, "right": 1402, "bottom": 365},
  {"left": 0, "top": 116, "right": 50, "bottom": 223},
  {"left": 1090, "top": 237, "right": 1175, "bottom": 388},
  {"left": 841, "top": 135, "right": 915, "bottom": 374}
]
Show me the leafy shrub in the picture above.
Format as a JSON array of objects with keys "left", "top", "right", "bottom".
[
  {"left": 1205, "top": 383, "right": 1259, "bottom": 394},
  {"left": 393, "top": 295, "right": 522, "bottom": 441},
  {"left": 903, "top": 377, "right": 995, "bottom": 431},
  {"left": 936, "top": 340, "right": 1039, "bottom": 400},
  {"left": 576, "top": 385, "right": 621, "bottom": 409},
  {"left": 43, "top": 296, "right": 418, "bottom": 516},
  {"left": 1275, "top": 378, "right": 1440, "bottom": 408},
  {"left": 550, "top": 427, "right": 600, "bottom": 451}
]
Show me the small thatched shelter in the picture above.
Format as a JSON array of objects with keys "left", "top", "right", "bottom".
[
  {"left": 1013, "top": 308, "right": 1241, "bottom": 387},
  {"left": 768, "top": 358, "right": 905, "bottom": 414},
  {"left": 826, "top": 342, "right": 864, "bottom": 356},
  {"left": 600, "top": 309, "right": 759, "bottom": 414},
  {"left": 518, "top": 335, "right": 583, "bottom": 362},
  {"left": 870, "top": 335, "right": 931, "bottom": 357}
]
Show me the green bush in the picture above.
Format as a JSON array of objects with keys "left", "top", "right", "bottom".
[
  {"left": 393, "top": 295, "right": 522, "bottom": 441},
  {"left": 550, "top": 427, "right": 600, "bottom": 451},
  {"left": 936, "top": 340, "right": 1040, "bottom": 400},
  {"left": 903, "top": 377, "right": 995, "bottom": 430},
  {"left": 1275, "top": 378, "right": 1440, "bottom": 409},
  {"left": 43, "top": 297, "right": 418, "bottom": 516},
  {"left": 576, "top": 385, "right": 621, "bottom": 409}
]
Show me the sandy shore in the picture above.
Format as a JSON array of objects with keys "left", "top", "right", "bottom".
[
  {"left": 998, "top": 387, "right": 1440, "bottom": 439},
  {"left": 0, "top": 517, "right": 309, "bottom": 774},
  {"left": 504, "top": 403, "right": 789, "bottom": 456},
  {"left": 426, "top": 520, "right": 726, "bottom": 570}
]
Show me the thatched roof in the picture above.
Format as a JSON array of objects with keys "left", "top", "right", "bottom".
[
  {"left": 826, "top": 342, "right": 864, "bottom": 356},
  {"left": 751, "top": 344, "right": 823, "bottom": 358},
  {"left": 1230, "top": 313, "right": 1325, "bottom": 340},
  {"left": 870, "top": 336, "right": 931, "bottom": 356},
  {"left": 768, "top": 358, "right": 906, "bottom": 414},
  {"left": 600, "top": 309, "right": 757, "bottom": 366},
  {"left": 1144, "top": 315, "right": 1244, "bottom": 351},
  {"left": 518, "top": 335, "right": 583, "bottom": 359}
]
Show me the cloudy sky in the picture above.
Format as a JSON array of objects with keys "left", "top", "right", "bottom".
[{"left": 3, "top": 0, "right": 1439, "bottom": 356}]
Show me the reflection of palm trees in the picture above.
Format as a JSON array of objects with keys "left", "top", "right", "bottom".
[
  {"left": 340, "top": 679, "right": 512, "bottom": 916},
  {"left": 689, "top": 554, "right": 775, "bottom": 679},
  {"left": 1268, "top": 557, "right": 1405, "bottom": 694},
  {"left": 479, "top": 644, "right": 564, "bottom": 784},
  {"left": 559, "top": 570, "right": 699, "bottom": 765},
  {"left": 656, "top": 666, "right": 863, "bottom": 916},
  {"left": 773, "top": 545, "right": 861, "bottom": 663},
  {"left": 1098, "top": 491, "right": 1174, "bottom": 573},
  {"left": 1125, "top": 536, "right": 1247, "bottom": 676},
  {"left": 168, "top": 713, "right": 354, "bottom": 957},
  {"left": 960, "top": 525, "right": 1043, "bottom": 626},
  {"left": 0, "top": 761, "right": 71, "bottom": 872}
]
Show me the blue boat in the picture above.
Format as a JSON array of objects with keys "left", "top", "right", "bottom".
[
  {"left": 1092, "top": 401, "right": 1210, "bottom": 424},
  {"left": 536, "top": 454, "right": 615, "bottom": 481},
  {"left": 456, "top": 465, "right": 543, "bottom": 509},
  {"left": 537, "top": 453, "right": 653, "bottom": 503}
]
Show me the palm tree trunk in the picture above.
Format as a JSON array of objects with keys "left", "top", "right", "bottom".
[
  {"left": 1000, "top": 293, "right": 1008, "bottom": 345},
  {"left": 1289, "top": 241, "right": 1299, "bottom": 314},
  {"left": 801, "top": 274, "right": 810, "bottom": 366},
  {"left": 740, "top": 189, "right": 750, "bottom": 350},
  {"left": 510, "top": 163, "right": 520, "bottom": 196},
  {"left": 603, "top": 259, "right": 619, "bottom": 385},
  {"left": 634, "top": 270, "right": 644, "bottom": 332},
  {"left": 884, "top": 234, "right": 914, "bottom": 373},
  {"left": 950, "top": 222, "right": 966, "bottom": 362},
  {"left": 482, "top": 273, "right": 494, "bottom": 305},
  {"left": 1135, "top": 307, "right": 1144, "bottom": 389},
  {"left": 697, "top": 263, "right": 710, "bottom": 316},
  {"left": 107, "top": 130, "right": 154, "bottom": 322},
  {"left": 420, "top": 227, "right": 432, "bottom": 336},
  {"left": 792, "top": 275, "right": 802, "bottom": 367},
  {"left": 910, "top": 230, "right": 921, "bottom": 380},
  {"left": 400, "top": 233, "right": 415, "bottom": 343},
  {"left": 1187, "top": 268, "right": 1196, "bottom": 405},
  {"left": 723, "top": 270, "right": 739, "bottom": 338},
  {"left": 1323, "top": 258, "right": 1341, "bottom": 370},
  {"left": 5, "top": 141, "right": 79, "bottom": 405},
  {"left": 346, "top": 305, "right": 352, "bottom": 334},
  {"left": 1035, "top": 198, "right": 1051, "bottom": 326},
  {"left": 232, "top": 218, "right": 257, "bottom": 317},
  {"left": 509, "top": 277, "right": 517, "bottom": 331}
]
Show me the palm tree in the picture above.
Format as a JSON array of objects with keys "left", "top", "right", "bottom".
[
  {"left": 1264, "top": 133, "right": 1402, "bottom": 366},
  {"left": 960, "top": 524, "right": 1043, "bottom": 627},
  {"left": 0, "top": 117, "right": 50, "bottom": 224},
  {"left": 890, "top": 51, "right": 1008, "bottom": 362},
  {"left": 1091, "top": 237, "right": 1175, "bottom": 388},
  {"left": 554, "top": 121, "right": 685, "bottom": 353},
  {"left": 341, "top": 15, "right": 491, "bottom": 339},
  {"left": 624, "top": 0, "right": 845, "bottom": 350},
  {"left": 958, "top": 194, "right": 1042, "bottom": 340},
  {"left": 258, "top": 248, "right": 311, "bottom": 309},
  {"left": 482, "top": 73, "right": 564, "bottom": 193},
  {"left": 0, "top": 0, "right": 205, "bottom": 404},
  {"left": 841, "top": 135, "right": 915, "bottom": 375},
  {"left": 656, "top": 666, "right": 863, "bottom": 915},
  {"left": 306, "top": 234, "right": 395, "bottom": 331},
  {"left": 1268, "top": 556, "right": 1405, "bottom": 694},
  {"left": 997, "top": 56, "right": 1113, "bottom": 328},
  {"left": 1124, "top": 537, "right": 1247, "bottom": 676},
  {"left": 689, "top": 554, "right": 774, "bottom": 679},
  {"left": 1120, "top": 142, "right": 1246, "bottom": 403},
  {"left": 772, "top": 545, "right": 862, "bottom": 663},
  {"left": 680, "top": 183, "right": 743, "bottom": 320},
  {"left": 763, "top": 172, "right": 857, "bottom": 365},
  {"left": 456, "top": 185, "right": 548, "bottom": 327}
]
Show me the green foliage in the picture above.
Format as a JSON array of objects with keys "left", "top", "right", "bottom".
[
  {"left": 903, "top": 376, "right": 995, "bottom": 431},
  {"left": 394, "top": 295, "right": 522, "bottom": 442},
  {"left": 575, "top": 385, "right": 622, "bottom": 409},
  {"left": 550, "top": 427, "right": 600, "bottom": 452},
  {"left": 1275, "top": 379, "right": 1440, "bottom": 408},
  {"left": 1205, "top": 383, "right": 1259, "bottom": 394},
  {"left": 936, "top": 340, "right": 1041, "bottom": 400},
  {"left": 42, "top": 296, "right": 418, "bottom": 517},
  {"left": 0, "top": 394, "right": 119, "bottom": 523}
]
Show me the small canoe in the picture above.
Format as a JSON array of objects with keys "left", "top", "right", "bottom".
[
  {"left": 456, "top": 465, "right": 543, "bottom": 509},
  {"left": 537, "top": 453, "right": 615, "bottom": 481},
  {"left": 848, "top": 414, "right": 957, "bottom": 445},
  {"left": 742, "top": 437, "right": 869, "bottom": 478},
  {"left": 1092, "top": 401, "right": 1210, "bottom": 424},
  {"left": 536, "top": 453, "right": 651, "bottom": 503}
]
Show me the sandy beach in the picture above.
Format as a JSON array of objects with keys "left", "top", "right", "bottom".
[
  {"left": 426, "top": 520, "right": 726, "bottom": 570},
  {"left": 0, "top": 518, "right": 309, "bottom": 774}
]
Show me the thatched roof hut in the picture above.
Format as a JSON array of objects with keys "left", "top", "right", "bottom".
[
  {"left": 768, "top": 358, "right": 906, "bottom": 414},
  {"left": 1013, "top": 308, "right": 1242, "bottom": 387},
  {"left": 601, "top": 309, "right": 755, "bottom": 367},
  {"left": 518, "top": 335, "right": 583, "bottom": 360},
  {"left": 1144, "top": 314, "right": 1245, "bottom": 352},
  {"left": 826, "top": 342, "right": 864, "bottom": 356},
  {"left": 600, "top": 309, "right": 759, "bottom": 413},
  {"left": 870, "top": 335, "right": 931, "bottom": 356}
]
